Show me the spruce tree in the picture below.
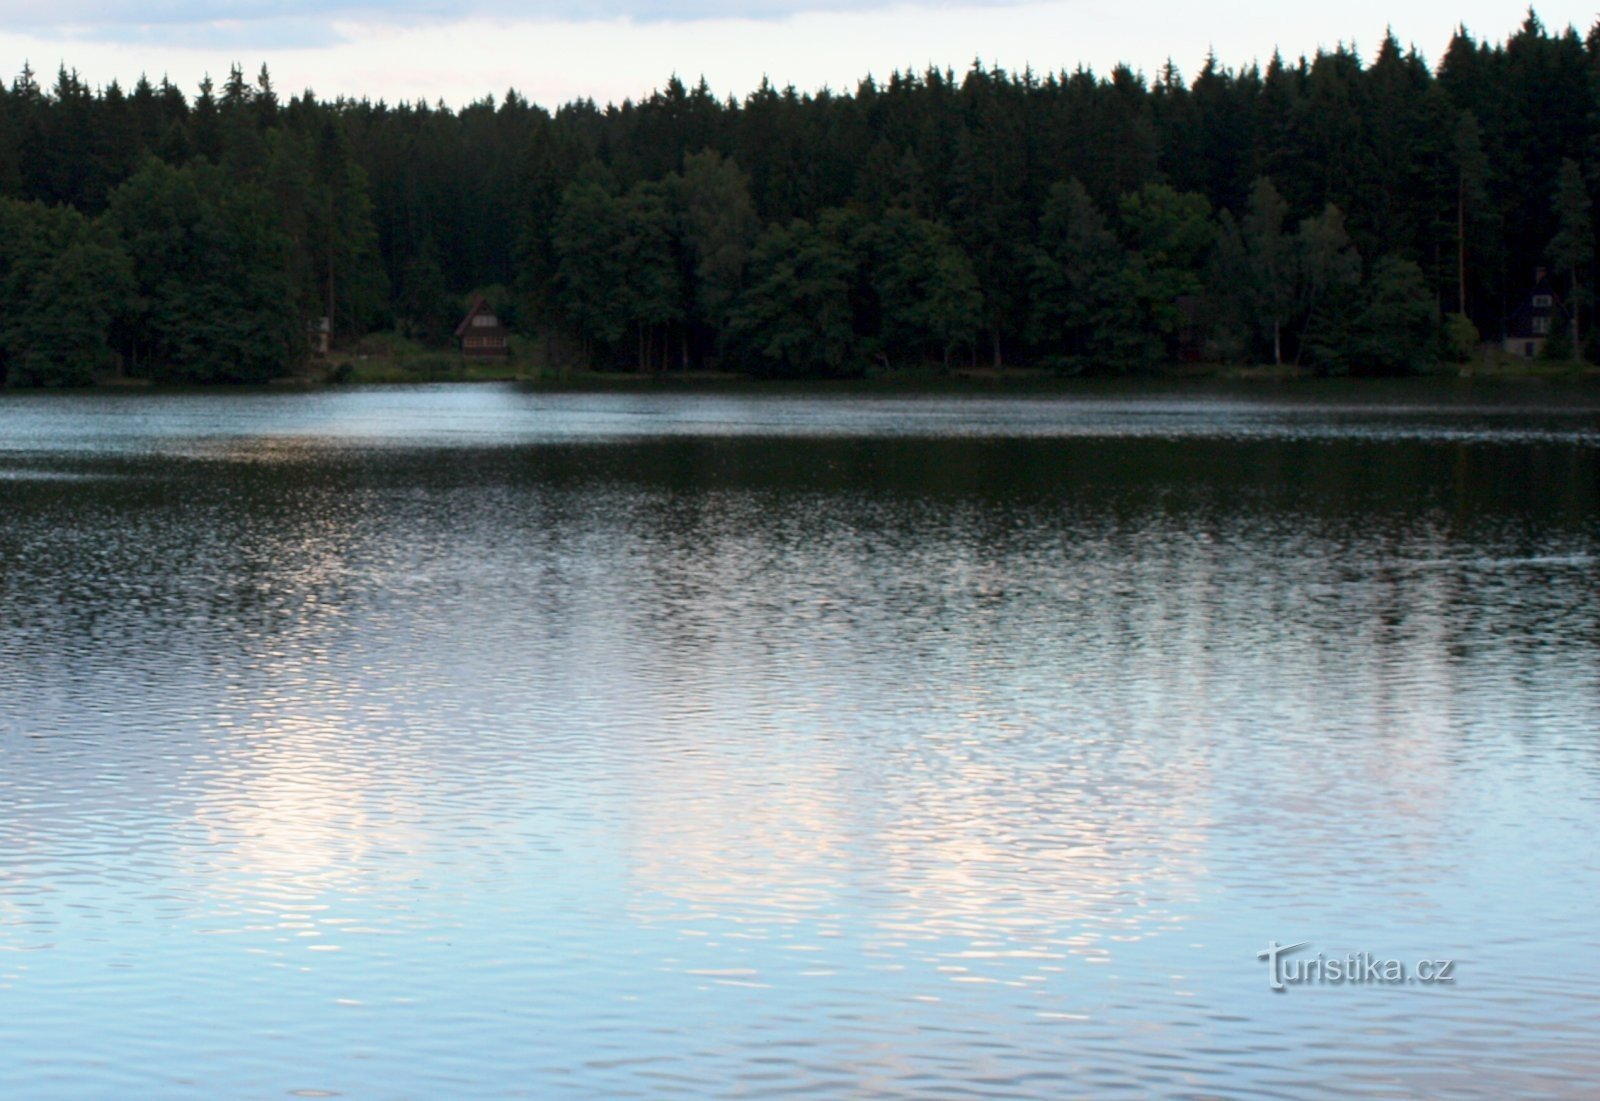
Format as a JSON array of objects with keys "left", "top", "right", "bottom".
[{"left": 1549, "top": 157, "right": 1592, "bottom": 356}]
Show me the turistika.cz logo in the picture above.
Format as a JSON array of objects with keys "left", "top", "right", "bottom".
[{"left": 1257, "top": 941, "right": 1457, "bottom": 992}]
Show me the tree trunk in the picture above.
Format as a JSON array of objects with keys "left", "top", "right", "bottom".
[
  {"left": 1573, "top": 265, "right": 1582, "bottom": 358},
  {"left": 326, "top": 195, "right": 337, "bottom": 349},
  {"left": 1273, "top": 319, "right": 1282, "bottom": 366},
  {"left": 1294, "top": 291, "right": 1317, "bottom": 368},
  {"left": 1458, "top": 179, "right": 1468, "bottom": 316}
]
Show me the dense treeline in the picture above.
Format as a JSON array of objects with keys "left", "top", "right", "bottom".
[{"left": 2, "top": 12, "right": 1598, "bottom": 383}]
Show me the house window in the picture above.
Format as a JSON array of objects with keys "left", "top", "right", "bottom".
[
  {"left": 1533, "top": 294, "right": 1553, "bottom": 307},
  {"left": 472, "top": 314, "right": 497, "bottom": 327},
  {"left": 1533, "top": 316, "right": 1551, "bottom": 335}
]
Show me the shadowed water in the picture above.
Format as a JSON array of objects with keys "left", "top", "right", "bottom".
[{"left": 2, "top": 383, "right": 1598, "bottom": 1099}]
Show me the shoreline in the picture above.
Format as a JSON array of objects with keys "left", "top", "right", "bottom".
[
  {"left": 30, "top": 349, "right": 1600, "bottom": 394},
  {"left": 74, "top": 360, "right": 1600, "bottom": 393}
]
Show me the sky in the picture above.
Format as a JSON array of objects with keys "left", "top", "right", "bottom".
[{"left": 0, "top": 2, "right": 1596, "bottom": 109}]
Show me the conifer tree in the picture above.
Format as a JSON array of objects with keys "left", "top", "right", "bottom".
[{"left": 1549, "top": 157, "right": 1592, "bottom": 355}]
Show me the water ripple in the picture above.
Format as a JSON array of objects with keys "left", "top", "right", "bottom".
[{"left": 2, "top": 388, "right": 1598, "bottom": 1098}]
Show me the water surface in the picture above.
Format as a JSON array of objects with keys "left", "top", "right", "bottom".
[{"left": 2, "top": 383, "right": 1598, "bottom": 1099}]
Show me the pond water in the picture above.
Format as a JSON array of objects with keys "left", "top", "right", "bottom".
[{"left": 2, "top": 383, "right": 1598, "bottom": 1099}]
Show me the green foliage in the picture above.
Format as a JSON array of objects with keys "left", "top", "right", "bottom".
[
  {"left": 0, "top": 199, "right": 131, "bottom": 385},
  {"left": 860, "top": 209, "right": 982, "bottom": 367},
  {"left": 552, "top": 173, "right": 634, "bottom": 353},
  {"left": 1201, "top": 211, "right": 1252, "bottom": 363},
  {"left": 1028, "top": 179, "right": 1128, "bottom": 372},
  {"left": 1453, "top": 111, "right": 1490, "bottom": 313},
  {"left": 1351, "top": 256, "right": 1437, "bottom": 374},
  {"left": 513, "top": 117, "right": 590, "bottom": 334},
  {"left": 311, "top": 117, "right": 389, "bottom": 340},
  {"left": 397, "top": 245, "right": 456, "bottom": 346},
  {"left": 1548, "top": 158, "right": 1593, "bottom": 274},
  {"left": 1295, "top": 204, "right": 1363, "bottom": 373},
  {"left": 106, "top": 158, "right": 301, "bottom": 382},
  {"left": 551, "top": 172, "right": 684, "bottom": 369},
  {"left": 1119, "top": 183, "right": 1216, "bottom": 270},
  {"left": 1540, "top": 315, "right": 1575, "bottom": 361},
  {"left": 1240, "top": 177, "right": 1293, "bottom": 364},
  {"left": 947, "top": 66, "right": 1030, "bottom": 365},
  {"left": 1549, "top": 157, "right": 1592, "bottom": 355},
  {"left": 727, "top": 217, "right": 860, "bottom": 376},
  {"left": 1116, "top": 183, "right": 1216, "bottom": 365},
  {"left": 15, "top": 18, "right": 1600, "bottom": 381},
  {"left": 675, "top": 150, "right": 759, "bottom": 330},
  {"left": 620, "top": 180, "right": 683, "bottom": 369},
  {"left": 1442, "top": 312, "right": 1480, "bottom": 362}
]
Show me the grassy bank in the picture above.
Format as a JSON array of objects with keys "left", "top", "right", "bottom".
[
  {"left": 85, "top": 330, "right": 1595, "bottom": 391},
  {"left": 318, "top": 332, "right": 529, "bottom": 384},
  {"left": 312, "top": 359, "right": 1600, "bottom": 390}
]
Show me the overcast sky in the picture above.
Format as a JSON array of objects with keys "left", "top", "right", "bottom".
[{"left": 1, "top": 2, "right": 1595, "bottom": 108}]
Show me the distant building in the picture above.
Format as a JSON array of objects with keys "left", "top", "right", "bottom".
[
  {"left": 1503, "top": 268, "right": 1568, "bottom": 359},
  {"left": 455, "top": 297, "right": 510, "bottom": 358},
  {"left": 309, "top": 316, "right": 330, "bottom": 356}
]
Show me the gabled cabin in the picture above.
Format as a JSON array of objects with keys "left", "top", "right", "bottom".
[
  {"left": 1504, "top": 268, "right": 1569, "bottom": 358},
  {"left": 455, "top": 297, "right": 510, "bottom": 358}
]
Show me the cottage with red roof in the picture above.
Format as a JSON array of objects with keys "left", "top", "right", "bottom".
[{"left": 455, "top": 296, "right": 509, "bottom": 358}]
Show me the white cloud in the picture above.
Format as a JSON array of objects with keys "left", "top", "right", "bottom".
[{"left": 0, "top": 0, "right": 1020, "bottom": 47}]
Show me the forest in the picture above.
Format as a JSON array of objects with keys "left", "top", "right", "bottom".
[{"left": 0, "top": 11, "right": 1597, "bottom": 384}]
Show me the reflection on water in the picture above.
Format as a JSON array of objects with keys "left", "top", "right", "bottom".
[{"left": 2, "top": 385, "right": 1599, "bottom": 1099}]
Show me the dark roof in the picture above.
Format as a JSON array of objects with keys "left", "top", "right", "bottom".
[{"left": 454, "top": 296, "right": 500, "bottom": 338}]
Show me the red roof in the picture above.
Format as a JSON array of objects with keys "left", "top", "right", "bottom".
[{"left": 454, "top": 296, "right": 500, "bottom": 338}]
